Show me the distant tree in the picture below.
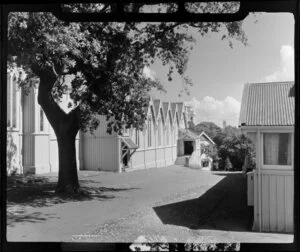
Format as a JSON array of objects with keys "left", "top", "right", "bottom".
[
  {"left": 8, "top": 3, "right": 248, "bottom": 193},
  {"left": 213, "top": 125, "right": 240, "bottom": 147},
  {"left": 223, "top": 125, "right": 241, "bottom": 137},
  {"left": 218, "top": 134, "right": 255, "bottom": 171},
  {"left": 224, "top": 156, "right": 233, "bottom": 171},
  {"left": 193, "top": 121, "right": 222, "bottom": 139}
]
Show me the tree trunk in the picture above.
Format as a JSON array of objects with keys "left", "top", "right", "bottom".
[
  {"left": 56, "top": 129, "right": 80, "bottom": 193},
  {"left": 34, "top": 67, "right": 81, "bottom": 194}
]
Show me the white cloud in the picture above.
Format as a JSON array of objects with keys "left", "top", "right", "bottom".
[
  {"left": 143, "top": 66, "right": 156, "bottom": 80},
  {"left": 264, "top": 45, "right": 294, "bottom": 82},
  {"left": 185, "top": 96, "right": 241, "bottom": 127}
]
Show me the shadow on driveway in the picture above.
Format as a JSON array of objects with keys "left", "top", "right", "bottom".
[
  {"left": 7, "top": 175, "right": 139, "bottom": 227},
  {"left": 153, "top": 173, "right": 253, "bottom": 232}
]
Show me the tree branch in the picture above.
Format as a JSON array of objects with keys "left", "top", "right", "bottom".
[{"left": 37, "top": 69, "right": 67, "bottom": 131}]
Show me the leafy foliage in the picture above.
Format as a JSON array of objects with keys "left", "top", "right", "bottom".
[
  {"left": 217, "top": 134, "right": 255, "bottom": 171},
  {"left": 8, "top": 4, "right": 248, "bottom": 135},
  {"left": 224, "top": 156, "right": 233, "bottom": 171},
  {"left": 191, "top": 122, "right": 255, "bottom": 171},
  {"left": 193, "top": 121, "right": 222, "bottom": 139},
  {"left": 7, "top": 4, "right": 250, "bottom": 190},
  {"left": 7, "top": 133, "right": 18, "bottom": 175}
]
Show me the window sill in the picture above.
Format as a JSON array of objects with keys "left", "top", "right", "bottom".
[
  {"left": 7, "top": 127, "right": 20, "bottom": 132},
  {"left": 32, "top": 132, "right": 50, "bottom": 136},
  {"left": 261, "top": 165, "right": 293, "bottom": 170}
]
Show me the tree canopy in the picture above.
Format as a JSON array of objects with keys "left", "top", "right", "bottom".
[
  {"left": 193, "top": 121, "right": 222, "bottom": 140},
  {"left": 8, "top": 3, "right": 247, "bottom": 135},
  {"left": 7, "top": 3, "right": 249, "bottom": 192}
]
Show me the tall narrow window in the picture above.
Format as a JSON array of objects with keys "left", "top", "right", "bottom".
[
  {"left": 12, "top": 76, "right": 17, "bottom": 128},
  {"left": 148, "top": 119, "right": 152, "bottom": 147},
  {"left": 158, "top": 119, "right": 162, "bottom": 146},
  {"left": 135, "top": 128, "right": 139, "bottom": 146},
  {"left": 7, "top": 74, "right": 11, "bottom": 127},
  {"left": 7, "top": 73, "right": 18, "bottom": 128},
  {"left": 40, "top": 107, "right": 45, "bottom": 132},
  {"left": 166, "top": 124, "right": 169, "bottom": 145}
]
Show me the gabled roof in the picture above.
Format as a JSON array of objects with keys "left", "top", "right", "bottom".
[
  {"left": 199, "top": 131, "right": 215, "bottom": 145},
  {"left": 153, "top": 99, "right": 161, "bottom": 119},
  {"left": 170, "top": 103, "right": 177, "bottom": 120},
  {"left": 239, "top": 81, "right": 294, "bottom": 126},
  {"left": 168, "top": 110, "right": 173, "bottom": 125},
  {"left": 162, "top": 102, "right": 169, "bottom": 119},
  {"left": 179, "top": 128, "right": 199, "bottom": 140},
  {"left": 176, "top": 102, "right": 184, "bottom": 120}
]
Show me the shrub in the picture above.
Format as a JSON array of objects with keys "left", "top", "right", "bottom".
[{"left": 224, "top": 156, "right": 233, "bottom": 171}]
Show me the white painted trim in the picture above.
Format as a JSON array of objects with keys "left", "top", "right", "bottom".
[
  {"left": 199, "top": 131, "right": 215, "bottom": 145},
  {"left": 241, "top": 126, "right": 294, "bottom": 131},
  {"left": 262, "top": 165, "right": 293, "bottom": 170},
  {"left": 7, "top": 128, "right": 21, "bottom": 132},
  {"left": 260, "top": 170, "right": 294, "bottom": 176},
  {"left": 257, "top": 129, "right": 262, "bottom": 232},
  {"left": 31, "top": 133, "right": 50, "bottom": 136}
]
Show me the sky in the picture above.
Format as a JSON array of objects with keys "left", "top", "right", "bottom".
[{"left": 145, "top": 13, "right": 295, "bottom": 127}]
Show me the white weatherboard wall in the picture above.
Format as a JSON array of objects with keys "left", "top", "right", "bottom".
[
  {"left": 82, "top": 107, "right": 181, "bottom": 172},
  {"left": 244, "top": 128, "right": 294, "bottom": 233},
  {"left": 81, "top": 115, "right": 120, "bottom": 172},
  {"left": 8, "top": 83, "right": 189, "bottom": 175},
  {"left": 253, "top": 170, "right": 294, "bottom": 232}
]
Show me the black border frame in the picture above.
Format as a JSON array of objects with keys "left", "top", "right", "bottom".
[{"left": 1, "top": 1, "right": 299, "bottom": 251}]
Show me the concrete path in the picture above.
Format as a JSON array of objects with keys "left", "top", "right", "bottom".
[{"left": 7, "top": 165, "right": 293, "bottom": 243}]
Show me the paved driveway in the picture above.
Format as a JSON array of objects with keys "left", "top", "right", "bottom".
[{"left": 7, "top": 165, "right": 293, "bottom": 243}]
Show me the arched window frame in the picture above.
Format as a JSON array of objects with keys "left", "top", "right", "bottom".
[{"left": 7, "top": 72, "right": 19, "bottom": 130}]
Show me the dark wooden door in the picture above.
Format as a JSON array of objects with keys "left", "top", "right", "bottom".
[{"left": 184, "top": 141, "right": 194, "bottom": 155}]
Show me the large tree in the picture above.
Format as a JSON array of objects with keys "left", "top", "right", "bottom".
[
  {"left": 193, "top": 121, "right": 222, "bottom": 140},
  {"left": 7, "top": 3, "right": 248, "bottom": 193}
]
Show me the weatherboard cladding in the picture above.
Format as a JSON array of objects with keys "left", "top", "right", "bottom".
[{"left": 239, "top": 82, "right": 294, "bottom": 126}]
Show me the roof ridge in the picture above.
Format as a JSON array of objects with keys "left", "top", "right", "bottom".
[{"left": 248, "top": 81, "right": 294, "bottom": 85}]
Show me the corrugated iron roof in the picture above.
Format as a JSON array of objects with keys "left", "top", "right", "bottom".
[
  {"left": 239, "top": 81, "right": 294, "bottom": 126},
  {"left": 121, "top": 137, "right": 138, "bottom": 149}
]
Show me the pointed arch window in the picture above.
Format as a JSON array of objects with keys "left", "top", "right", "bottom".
[
  {"left": 135, "top": 128, "right": 140, "bottom": 146},
  {"left": 7, "top": 73, "right": 18, "bottom": 129},
  {"left": 39, "top": 107, "right": 45, "bottom": 132},
  {"left": 158, "top": 118, "right": 162, "bottom": 146},
  {"left": 148, "top": 118, "right": 152, "bottom": 147}
]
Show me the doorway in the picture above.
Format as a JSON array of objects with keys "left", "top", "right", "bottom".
[
  {"left": 122, "top": 144, "right": 129, "bottom": 168},
  {"left": 184, "top": 141, "right": 194, "bottom": 155}
]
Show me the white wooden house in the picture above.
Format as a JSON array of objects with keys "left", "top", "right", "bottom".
[
  {"left": 199, "top": 132, "right": 216, "bottom": 170},
  {"left": 6, "top": 69, "right": 80, "bottom": 175},
  {"left": 239, "top": 81, "right": 294, "bottom": 233},
  {"left": 7, "top": 70, "right": 201, "bottom": 174},
  {"left": 80, "top": 99, "right": 191, "bottom": 172}
]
